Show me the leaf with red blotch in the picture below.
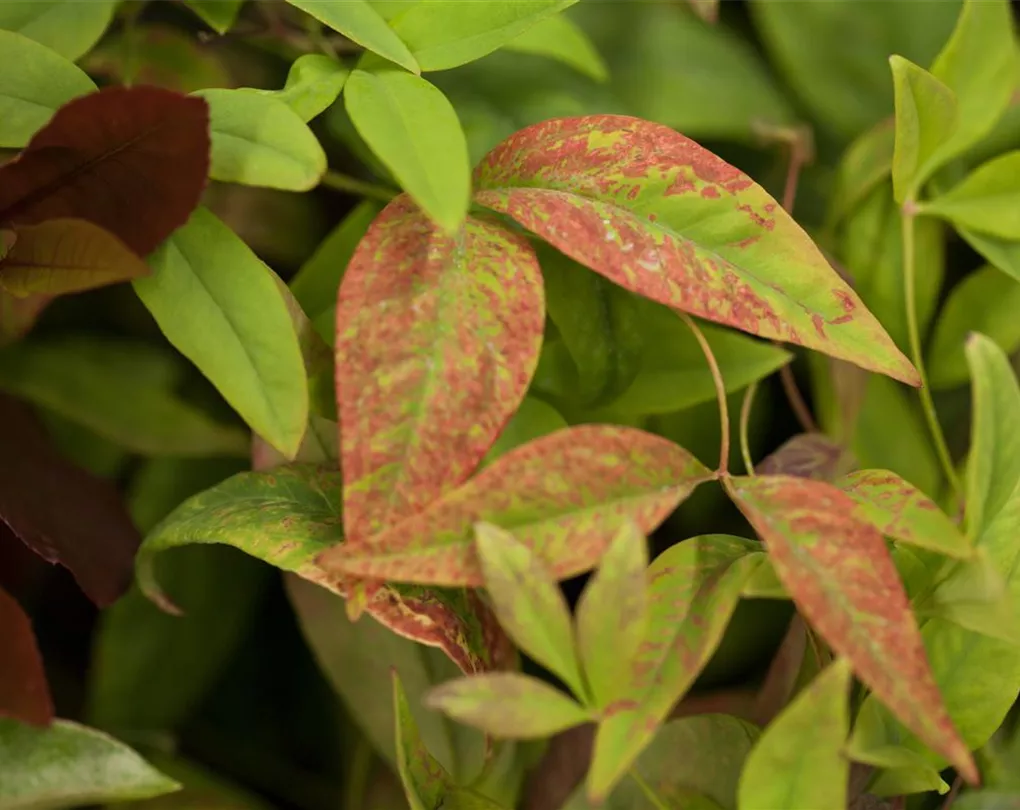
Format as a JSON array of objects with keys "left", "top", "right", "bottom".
[
  {"left": 0, "top": 219, "right": 150, "bottom": 296},
  {"left": 0, "top": 394, "right": 139, "bottom": 606},
  {"left": 0, "top": 85, "right": 209, "bottom": 257},
  {"left": 316, "top": 425, "right": 713, "bottom": 587},
  {"left": 335, "top": 194, "right": 544, "bottom": 542},
  {"left": 727, "top": 474, "right": 978, "bottom": 784},
  {"left": 836, "top": 469, "right": 973, "bottom": 560},
  {"left": 473, "top": 115, "right": 919, "bottom": 386},
  {"left": 757, "top": 433, "right": 855, "bottom": 482},
  {"left": 0, "top": 586, "right": 53, "bottom": 726}
]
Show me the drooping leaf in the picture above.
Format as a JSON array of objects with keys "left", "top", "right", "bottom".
[
  {"left": 0, "top": 85, "right": 209, "bottom": 256},
  {"left": 254, "top": 53, "right": 350, "bottom": 123},
  {"left": 0, "top": 30, "right": 95, "bottom": 148},
  {"left": 393, "top": 671, "right": 455, "bottom": 810},
  {"left": 195, "top": 89, "right": 327, "bottom": 191},
  {"left": 757, "top": 434, "right": 853, "bottom": 482},
  {"left": 587, "top": 535, "right": 763, "bottom": 801},
  {"left": 928, "top": 266, "right": 1020, "bottom": 389},
  {"left": 728, "top": 474, "right": 978, "bottom": 783},
  {"left": 575, "top": 522, "right": 648, "bottom": 709},
  {"left": 473, "top": 115, "right": 919, "bottom": 385},
  {"left": 475, "top": 523, "right": 585, "bottom": 699},
  {"left": 426, "top": 673, "right": 590, "bottom": 739},
  {"left": 0, "top": 720, "right": 177, "bottom": 807},
  {"left": 836, "top": 469, "right": 972, "bottom": 559},
  {"left": 335, "top": 195, "right": 543, "bottom": 540},
  {"left": 481, "top": 397, "right": 568, "bottom": 467},
  {"left": 344, "top": 69, "right": 470, "bottom": 232},
  {"left": 737, "top": 659, "right": 852, "bottom": 810},
  {"left": 0, "top": 0, "right": 117, "bottom": 61},
  {"left": 923, "top": 151, "right": 1020, "bottom": 240},
  {"left": 502, "top": 13, "right": 607, "bottom": 82},
  {"left": 318, "top": 424, "right": 713, "bottom": 586},
  {"left": 136, "top": 207, "right": 308, "bottom": 459},
  {"left": 284, "top": 0, "right": 420, "bottom": 74},
  {"left": 0, "top": 587, "right": 52, "bottom": 727},
  {"left": 183, "top": 0, "right": 245, "bottom": 34},
  {"left": 0, "top": 393, "right": 139, "bottom": 607}
]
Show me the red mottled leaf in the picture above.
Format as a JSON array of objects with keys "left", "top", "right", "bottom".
[
  {"left": 0, "top": 85, "right": 210, "bottom": 257},
  {"left": 473, "top": 115, "right": 919, "bottom": 386},
  {"left": 0, "top": 586, "right": 52, "bottom": 726},
  {"left": 0, "top": 393, "right": 139, "bottom": 606},
  {"left": 758, "top": 433, "right": 855, "bottom": 482},
  {"left": 836, "top": 469, "right": 973, "bottom": 560},
  {"left": 317, "top": 425, "right": 712, "bottom": 587},
  {"left": 336, "top": 194, "right": 544, "bottom": 542},
  {"left": 0, "top": 219, "right": 150, "bottom": 296},
  {"left": 728, "top": 474, "right": 978, "bottom": 784}
]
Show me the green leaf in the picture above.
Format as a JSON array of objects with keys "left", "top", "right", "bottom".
[
  {"left": 334, "top": 197, "right": 543, "bottom": 540},
  {"left": 0, "top": 718, "right": 179, "bottom": 808},
  {"left": 830, "top": 118, "right": 895, "bottom": 224},
  {"left": 481, "top": 397, "right": 567, "bottom": 467},
  {"left": 959, "top": 229, "right": 1020, "bottom": 285},
  {"left": 384, "top": 0, "right": 577, "bottom": 72},
  {"left": 0, "top": 30, "right": 95, "bottom": 148},
  {"left": 0, "top": 0, "right": 116, "bottom": 61},
  {"left": 474, "top": 522, "right": 585, "bottom": 699},
  {"left": 474, "top": 115, "right": 920, "bottom": 386},
  {"left": 393, "top": 671, "right": 455, "bottom": 810},
  {"left": 285, "top": 0, "right": 420, "bottom": 74},
  {"left": 737, "top": 659, "right": 852, "bottom": 810},
  {"left": 0, "top": 337, "right": 249, "bottom": 458},
  {"left": 923, "top": 151, "right": 1020, "bottom": 240},
  {"left": 955, "top": 792, "right": 1020, "bottom": 810},
  {"left": 587, "top": 535, "right": 762, "bottom": 801},
  {"left": 836, "top": 469, "right": 972, "bottom": 559},
  {"left": 728, "top": 475, "right": 977, "bottom": 783},
  {"left": 183, "top": 0, "right": 245, "bottom": 34},
  {"left": 575, "top": 522, "right": 648, "bottom": 709},
  {"left": 194, "top": 89, "right": 327, "bottom": 191},
  {"left": 928, "top": 266, "right": 1020, "bottom": 389},
  {"left": 318, "top": 424, "right": 713, "bottom": 586},
  {"left": 254, "top": 54, "right": 350, "bottom": 123},
  {"left": 502, "top": 13, "right": 606, "bottom": 81},
  {"left": 426, "top": 673, "right": 590, "bottom": 739},
  {"left": 344, "top": 69, "right": 470, "bottom": 232},
  {"left": 135, "top": 207, "right": 309, "bottom": 459}
]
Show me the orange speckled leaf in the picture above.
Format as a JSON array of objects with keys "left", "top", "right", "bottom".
[
  {"left": 317, "top": 425, "right": 713, "bottom": 586},
  {"left": 335, "top": 194, "right": 544, "bottom": 542},
  {"left": 728, "top": 474, "right": 978, "bottom": 784},
  {"left": 473, "top": 115, "right": 919, "bottom": 386}
]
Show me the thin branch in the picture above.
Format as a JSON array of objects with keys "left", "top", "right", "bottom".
[
  {"left": 680, "top": 313, "right": 730, "bottom": 476},
  {"left": 739, "top": 381, "right": 758, "bottom": 475}
]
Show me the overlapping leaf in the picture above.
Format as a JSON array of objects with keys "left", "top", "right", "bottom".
[
  {"left": 255, "top": 54, "right": 350, "bottom": 123},
  {"left": 758, "top": 434, "right": 853, "bottom": 482},
  {"left": 473, "top": 115, "right": 919, "bottom": 385},
  {"left": 0, "top": 0, "right": 116, "bottom": 62},
  {"left": 0, "top": 586, "right": 52, "bottom": 726},
  {"left": 335, "top": 195, "right": 544, "bottom": 541},
  {"left": 183, "top": 0, "right": 244, "bottom": 34},
  {"left": 923, "top": 151, "right": 1020, "bottom": 239},
  {"left": 393, "top": 671, "right": 455, "bottom": 810},
  {"left": 503, "top": 13, "right": 607, "bottom": 82},
  {"left": 318, "top": 425, "right": 713, "bottom": 587},
  {"left": 728, "top": 474, "right": 978, "bottom": 783}
]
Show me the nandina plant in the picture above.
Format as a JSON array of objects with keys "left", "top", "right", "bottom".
[{"left": 1, "top": 1, "right": 1020, "bottom": 808}]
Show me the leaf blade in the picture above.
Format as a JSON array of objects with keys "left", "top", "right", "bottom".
[{"left": 394, "top": 671, "right": 453, "bottom": 810}]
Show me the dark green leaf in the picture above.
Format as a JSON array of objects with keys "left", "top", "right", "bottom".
[
  {"left": 183, "top": 0, "right": 245, "bottom": 34},
  {"left": 481, "top": 397, "right": 568, "bottom": 467}
]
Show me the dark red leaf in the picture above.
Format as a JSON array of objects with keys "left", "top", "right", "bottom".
[
  {"left": 0, "top": 86, "right": 210, "bottom": 257},
  {"left": 0, "top": 393, "right": 140, "bottom": 606},
  {"left": 0, "top": 585, "right": 53, "bottom": 726}
]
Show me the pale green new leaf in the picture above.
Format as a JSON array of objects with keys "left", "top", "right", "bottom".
[
  {"left": 393, "top": 671, "right": 455, "bottom": 810},
  {"left": 136, "top": 207, "right": 309, "bottom": 459},
  {"left": 182, "top": 0, "right": 245, "bottom": 34},
  {"left": 737, "top": 659, "right": 852, "bottom": 810},
  {"left": 344, "top": 67, "right": 470, "bottom": 232},
  {"left": 0, "top": 0, "right": 116, "bottom": 61},
  {"left": 254, "top": 54, "right": 350, "bottom": 123},
  {"left": 475, "top": 522, "right": 585, "bottom": 700},
  {"left": 575, "top": 522, "right": 648, "bottom": 709},
  {"left": 194, "top": 89, "right": 327, "bottom": 191},
  {"left": 923, "top": 151, "right": 1020, "bottom": 240},
  {"left": 503, "top": 13, "right": 607, "bottom": 81},
  {"left": 0, "top": 30, "right": 95, "bottom": 148}
]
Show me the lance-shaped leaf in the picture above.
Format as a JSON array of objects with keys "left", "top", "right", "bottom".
[
  {"left": 587, "top": 535, "right": 762, "bottom": 800},
  {"left": 393, "top": 671, "right": 454, "bottom": 810},
  {"left": 318, "top": 425, "right": 713, "bottom": 587},
  {"left": 0, "top": 587, "right": 52, "bottom": 726},
  {"left": 836, "top": 469, "right": 973, "bottom": 560},
  {"left": 135, "top": 465, "right": 512, "bottom": 675},
  {"left": 575, "top": 521, "right": 648, "bottom": 709},
  {"left": 183, "top": 0, "right": 244, "bottom": 35},
  {"left": 727, "top": 474, "right": 978, "bottom": 784},
  {"left": 737, "top": 658, "right": 852, "bottom": 810},
  {"left": 335, "top": 195, "right": 544, "bottom": 541},
  {"left": 922, "top": 151, "right": 1020, "bottom": 240},
  {"left": 0, "top": 85, "right": 210, "bottom": 257},
  {"left": 758, "top": 433, "right": 853, "bottom": 482},
  {"left": 475, "top": 522, "right": 585, "bottom": 699},
  {"left": 426, "top": 673, "right": 590, "bottom": 739},
  {"left": 472, "top": 115, "right": 919, "bottom": 386}
]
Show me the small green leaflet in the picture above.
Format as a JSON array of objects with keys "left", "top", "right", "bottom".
[
  {"left": 922, "top": 151, "right": 1020, "bottom": 240},
  {"left": 0, "top": 0, "right": 117, "bottom": 62},
  {"left": 502, "top": 13, "right": 607, "bottom": 82},
  {"left": 737, "top": 659, "right": 852, "bottom": 810},
  {"left": 253, "top": 54, "right": 350, "bottom": 123},
  {"left": 393, "top": 671, "right": 454, "bottom": 810}
]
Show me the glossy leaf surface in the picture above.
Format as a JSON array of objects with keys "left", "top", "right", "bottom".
[
  {"left": 0, "top": 0, "right": 116, "bottom": 61},
  {"left": 474, "top": 115, "right": 919, "bottom": 385},
  {"left": 256, "top": 54, "right": 350, "bottom": 123},
  {"left": 0, "top": 587, "right": 52, "bottom": 726},
  {"left": 318, "top": 425, "right": 713, "bottom": 586},
  {"left": 924, "top": 151, "right": 1020, "bottom": 239},
  {"left": 336, "top": 195, "right": 543, "bottom": 540}
]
